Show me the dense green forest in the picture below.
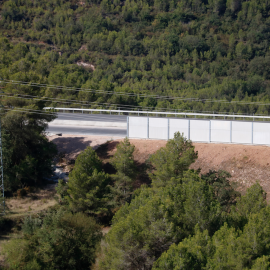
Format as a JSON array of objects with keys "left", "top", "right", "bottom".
[
  {"left": 1, "top": 0, "right": 270, "bottom": 114},
  {"left": 2, "top": 134, "right": 270, "bottom": 269},
  {"left": 2, "top": 0, "right": 270, "bottom": 269}
]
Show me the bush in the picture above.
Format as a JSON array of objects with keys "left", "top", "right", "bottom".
[
  {"left": 3, "top": 210, "right": 102, "bottom": 270},
  {"left": 16, "top": 188, "right": 27, "bottom": 198}
]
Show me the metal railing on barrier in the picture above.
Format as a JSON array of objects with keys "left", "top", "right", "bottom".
[{"left": 44, "top": 107, "right": 270, "bottom": 122}]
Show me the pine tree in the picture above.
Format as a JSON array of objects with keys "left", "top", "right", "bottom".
[
  {"left": 149, "top": 132, "right": 198, "bottom": 189},
  {"left": 67, "top": 147, "right": 112, "bottom": 219},
  {"left": 110, "top": 137, "right": 137, "bottom": 205}
]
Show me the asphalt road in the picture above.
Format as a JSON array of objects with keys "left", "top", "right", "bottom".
[
  {"left": 55, "top": 113, "right": 127, "bottom": 122},
  {"left": 47, "top": 125, "right": 127, "bottom": 136},
  {"left": 47, "top": 113, "right": 127, "bottom": 136}
]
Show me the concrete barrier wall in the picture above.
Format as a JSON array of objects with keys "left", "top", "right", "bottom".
[
  {"left": 190, "top": 120, "right": 210, "bottom": 142},
  {"left": 128, "top": 116, "right": 270, "bottom": 145},
  {"left": 128, "top": 117, "right": 148, "bottom": 138},
  {"left": 169, "top": 119, "right": 189, "bottom": 139},
  {"left": 211, "top": 120, "right": 231, "bottom": 143},
  {"left": 149, "top": 118, "right": 168, "bottom": 140},
  {"left": 232, "top": 121, "right": 252, "bottom": 144},
  {"left": 253, "top": 122, "right": 270, "bottom": 145}
]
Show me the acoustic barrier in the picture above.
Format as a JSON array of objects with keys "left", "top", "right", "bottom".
[
  {"left": 127, "top": 117, "right": 270, "bottom": 145},
  {"left": 128, "top": 117, "right": 148, "bottom": 139}
]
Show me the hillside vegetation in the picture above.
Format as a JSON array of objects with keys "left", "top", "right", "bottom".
[
  {"left": 3, "top": 2, "right": 270, "bottom": 269},
  {"left": 1, "top": 0, "right": 270, "bottom": 114},
  {"left": 2, "top": 135, "right": 270, "bottom": 269}
]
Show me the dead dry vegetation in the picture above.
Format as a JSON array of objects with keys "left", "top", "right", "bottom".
[{"left": 5, "top": 184, "right": 57, "bottom": 218}]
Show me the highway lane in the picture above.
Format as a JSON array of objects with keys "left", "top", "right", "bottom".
[
  {"left": 47, "top": 125, "right": 127, "bottom": 137},
  {"left": 47, "top": 113, "right": 128, "bottom": 136},
  {"left": 55, "top": 113, "right": 127, "bottom": 122}
]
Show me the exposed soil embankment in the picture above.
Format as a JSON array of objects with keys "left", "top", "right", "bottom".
[
  {"left": 49, "top": 135, "right": 270, "bottom": 199},
  {"left": 191, "top": 143, "right": 270, "bottom": 196}
]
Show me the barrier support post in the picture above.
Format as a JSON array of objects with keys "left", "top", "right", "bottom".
[
  {"left": 251, "top": 122, "right": 253, "bottom": 144},
  {"left": 167, "top": 118, "right": 169, "bottom": 140},
  {"left": 230, "top": 121, "right": 232, "bottom": 143},
  {"left": 188, "top": 120, "right": 190, "bottom": 140},
  {"left": 127, "top": 117, "right": 129, "bottom": 138},
  {"left": 147, "top": 117, "right": 149, "bottom": 139},
  {"left": 209, "top": 121, "right": 211, "bottom": 143}
]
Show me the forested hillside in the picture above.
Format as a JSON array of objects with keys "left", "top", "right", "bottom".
[
  {"left": 1, "top": 0, "right": 270, "bottom": 114},
  {"left": 3, "top": 134, "right": 270, "bottom": 269},
  {"left": 3, "top": 2, "right": 270, "bottom": 268}
]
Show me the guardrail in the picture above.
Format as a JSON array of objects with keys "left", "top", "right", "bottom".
[{"left": 44, "top": 107, "right": 270, "bottom": 121}]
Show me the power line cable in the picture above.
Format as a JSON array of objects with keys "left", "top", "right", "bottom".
[
  {"left": 4, "top": 107, "right": 57, "bottom": 116},
  {"left": 0, "top": 79, "right": 226, "bottom": 102},
  {"left": 0, "top": 119, "right": 3, "bottom": 215},
  {"left": 0, "top": 93, "right": 163, "bottom": 110},
  {"left": 1, "top": 93, "right": 268, "bottom": 116},
  {"left": 0, "top": 86, "right": 4, "bottom": 215},
  {"left": 0, "top": 93, "right": 196, "bottom": 112},
  {"left": 2, "top": 79, "right": 270, "bottom": 107}
]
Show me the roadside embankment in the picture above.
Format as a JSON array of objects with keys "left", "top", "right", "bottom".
[{"left": 48, "top": 135, "right": 270, "bottom": 199}]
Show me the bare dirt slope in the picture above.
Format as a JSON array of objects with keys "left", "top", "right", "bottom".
[
  {"left": 48, "top": 135, "right": 123, "bottom": 160},
  {"left": 49, "top": 135, "right": 270, "bottom": 198},
  {"left": 191, "top": 143, "right": 270, "bottom": 195}
]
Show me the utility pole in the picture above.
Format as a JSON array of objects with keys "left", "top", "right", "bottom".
[
  {"left": 0, "top": 79, "right": 4, "bottom": 215},
  {"left": 0, "top": 119, "right": 4, "bottom": 215}
]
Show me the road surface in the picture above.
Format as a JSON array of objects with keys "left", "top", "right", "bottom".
[
  {"left": 55, "top": 113, "right": 127, "bottom": 122},
  {"left": 47, "top": 125, "right": 127, "bottom": 136},
  {"left": 47, "top": 113, "right": 127, "bottom": 136}
]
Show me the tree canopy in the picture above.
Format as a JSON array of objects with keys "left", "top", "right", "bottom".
[
  {"left": 100, "top": 170, "right": 226, "bottom": 270},
  {"left": 153, "top": 185, "right": 269, "bottom": 269},
  {"left": 2, "top": 0, "right": 270, "bottom": 266},
  {"left": 149, "top": 132, "right": 198, "bottom": 188},
  {"left": 3, "top": 210, "right": 102, "bottom": 270},
  {"left": 1, "top": 0, "right": 270, "bottom": 115},
  {"left": 1, "top": 105, "right": 57, "bottom": 193},
  {"left": 110, "top": 137, "right": 137, "bottom": 205},
  {"left": 66, "top": 146, "right": 112, "bottom": 220}
]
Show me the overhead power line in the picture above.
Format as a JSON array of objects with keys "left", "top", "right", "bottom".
[
  {"left": 1, "top": 79, "right": 270, "bottom": 107},
  {"left": 1, "top": 93, "right": 216, "bottom": 114},
  {"left": 0, "top": 88, "right": 4, "bottom": 215},
  {"left": 1, "top": 93, "right": 266, "bottom": 116},
  {"left": 0, "top": 120, "right": 4, "bottom": 215},
  {"left": 0, "top": 93, "right": 205, "bottom": 113},
  {"left": 0, "top": 79, "right": 198, "bottom": 100},
  {"left": 0, "top": 79, "right": 228, "bottom": 102},
  {"left": 3, "top": 107, "right": 56, "bottom": 116},
  {"left": 0, "top": 93, "right": 172, "bottom": 111}
]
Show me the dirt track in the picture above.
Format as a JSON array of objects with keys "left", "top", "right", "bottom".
[{"left": 49, "top": 135, "right": 270, "bottom": 199}]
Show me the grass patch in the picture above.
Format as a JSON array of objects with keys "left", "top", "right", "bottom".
[
  {"left": 0, "top": 184, "right": 58, "bottom": 267},
  {"left": 4, "top": 184, "right": 57, "bottom": 219}
]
